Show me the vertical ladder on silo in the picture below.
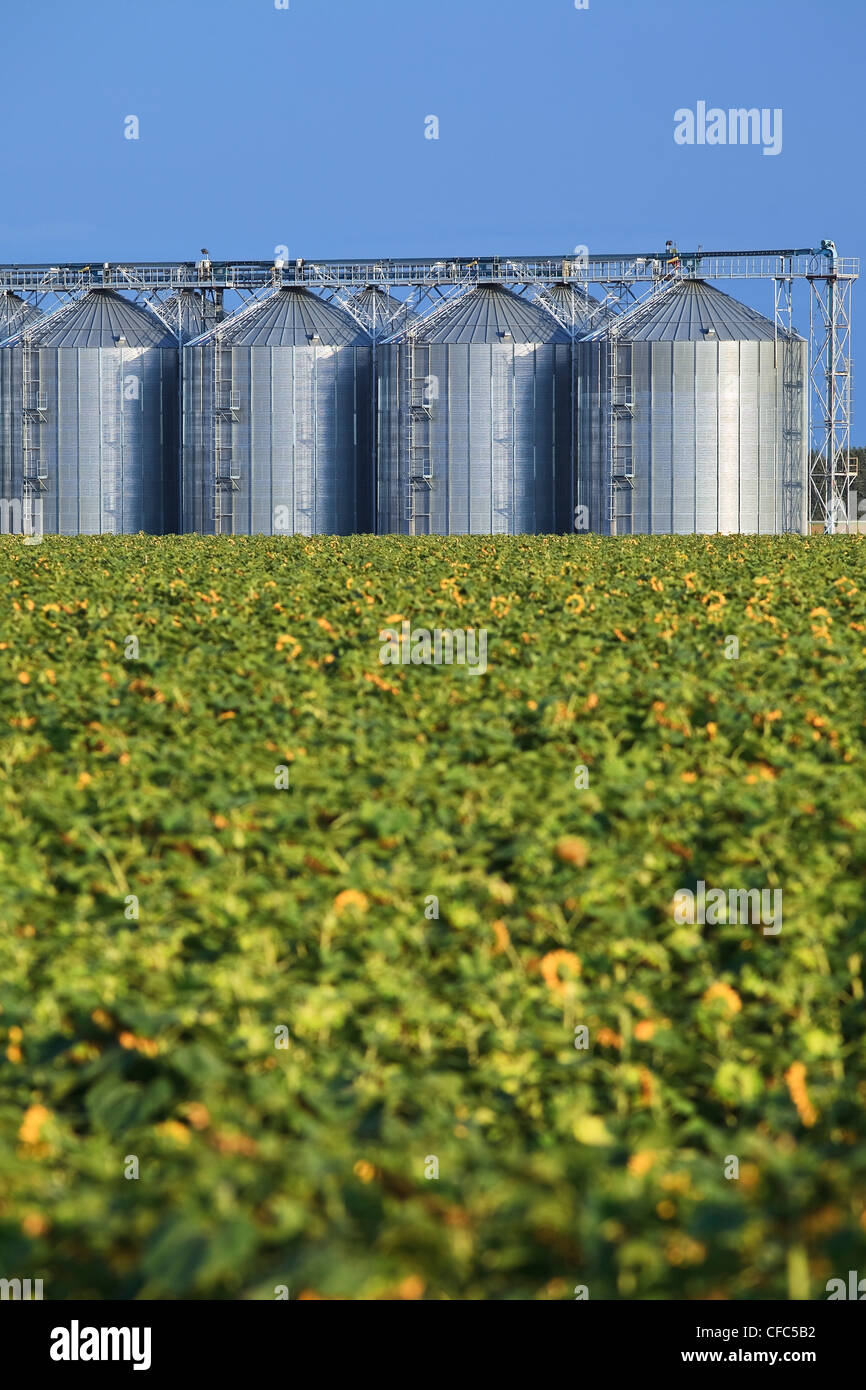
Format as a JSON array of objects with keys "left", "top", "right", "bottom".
[
  {"left": 213, "top": 344, "right": 240, "bottom": 534},
  {"left": 606, "top": 335, "right": 634, "bottom": 534},
  {"left": 101, "top": 353, "right": 123, "bottom": 534},
  {"left": 21, "top": 338, "right": 48, "bottom": 535},
  {"left": 406, "top": 340, "right": 433, "bottom": 535}
]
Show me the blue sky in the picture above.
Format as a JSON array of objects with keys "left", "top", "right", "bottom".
[{"left": 2, "top": 0, "right": 862, "bottom": 404}]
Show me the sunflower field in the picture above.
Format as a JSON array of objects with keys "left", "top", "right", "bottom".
[{"left": 1, "top": 532, "right": 865, "bottom": 1300}]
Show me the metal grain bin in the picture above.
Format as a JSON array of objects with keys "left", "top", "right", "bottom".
[
  {"left": 576, "top": 278, "right": 808, "bottom": 535},
  {"left": 2, "top": 289, "right": 177, "bottom": 536},
  {"left": 377, "top": 284, "right": 573, "bottom": 535},
  {"left": 182, "top": 287, "right": 373, "bottom": 535},
  {"left": 0, "top": 294, "right": 42, "bottom": 533}
]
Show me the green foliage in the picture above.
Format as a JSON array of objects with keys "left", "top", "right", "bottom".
[{"left": 1, "top": 532, "right": 865, "bottom": 1300}]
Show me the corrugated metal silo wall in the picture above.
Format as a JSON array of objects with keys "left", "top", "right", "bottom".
[
  {"left": 577, "top": 337, "right": 807, "bottom": 535},
  {"left": 377, "top": 339, "right": 573, "bottom": 535},
  {"left": 182, "top": 341, "right": 373, "bottom": 535},
  {"left": 22, "top": 344, "right": 176, "bottom": 535}
]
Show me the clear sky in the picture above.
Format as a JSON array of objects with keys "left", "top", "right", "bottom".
[{"left": 2, "top": 0, "right": 862, "bottom": 403}]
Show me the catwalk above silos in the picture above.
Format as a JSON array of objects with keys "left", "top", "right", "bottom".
[
  {"left": 577, "top": 278, "right": 808, "bottom": 535},
  {"left": 1, "top": 289, "right": 178, "bottom": 536},
  {"left": 182, "top": 287, "right": 373, "bottom": 535},
  {"left": 377, "top": 284, "right": 574, "bottom": 535}
]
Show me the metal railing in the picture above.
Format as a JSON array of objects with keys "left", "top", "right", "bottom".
[{"left": 0, "top": 251, "right": 857, "bottom": 295}]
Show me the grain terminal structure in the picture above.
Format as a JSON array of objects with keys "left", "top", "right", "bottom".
[{"left": 0, "top": 243, "right": 856, "bottom": 536}]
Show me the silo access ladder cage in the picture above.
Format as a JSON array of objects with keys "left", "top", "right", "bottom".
[
  {"left": 20, "top": 339, "right": 48, "bottom": 534},
  {"left": 401, "top": 275, "right": 482, "bottom": 534},
  {"left": 605, "top": 336, "right": 634, "bottom": 533},
  {"left": 406, "top": 342, "right": 433, "bottom": 534},
  {"left": 602, "top": 271, "right": 689, "bottom": 534},
  {"left": 212, "top": 344, "right": 240, "bottom": 534}
]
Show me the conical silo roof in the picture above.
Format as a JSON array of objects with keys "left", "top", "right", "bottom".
[
  {"left": 588, "top": 278, "right": 797, "bottom": 342},
  {"left": 0, "top": 290, "right": 41, "bottom": 341},
  {"left": 535, "top": 282, "right": 614, "bottom": 335},
  {"left": 16, "top": 289, "right": 176, "bottom": 348},
  {"left": 541, "top": 282, "right": 604, "bottom": 315},
  {"left": 353, "top": 286, "right": 414, "bottom": 318},
  {"left": 162, "top": 289, "right": 208, "bottom": 341},
  {"left": 408, "top": 284, "right": 570, "bottom": 344},
  {"left": 199, "top": 287, "right": 371, "bottom": 347},
  {"left": 349, "top": 285, "right": 416, "bottom": 335}
]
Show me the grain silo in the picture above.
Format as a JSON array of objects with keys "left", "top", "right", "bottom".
[
  {"left": 576, "top": 278, "right": 808, "bottom": 535},
  {"left": 0, "top": 294, "right": 42, "bottom": 533},
  {"left": 2, "top": 289, "right": 177, "bottom": 535},
  {"left": 182, "top": 287, "right": 373, "bottom": 535},
  {"left": 377, "top": 284, "right": 573, "bottom": 535}
]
